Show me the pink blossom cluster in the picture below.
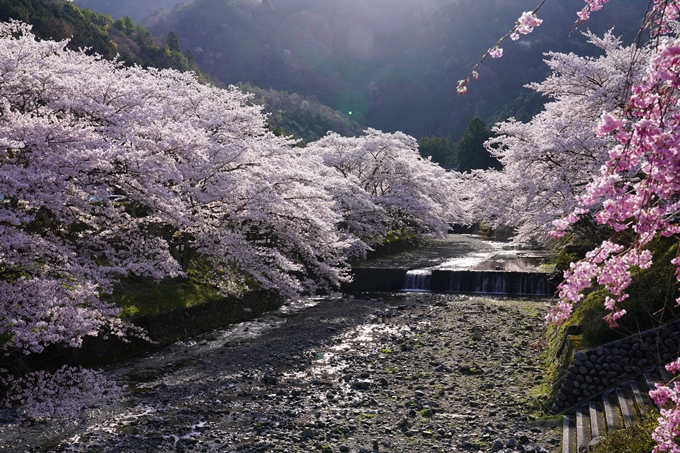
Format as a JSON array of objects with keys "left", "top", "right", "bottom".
[
  {"left": 495, "top": 12, "right": 543, "bottom": 54},
  {"left": 548, "top": 2, "right": 680, "bottom": 449},
  {"left": 456, "top": 79, "right": 468, "bottom": 95},
  {"left": 552, "top": 33, "right": 680, "bottom": 323},
  {"left": 650, "top": 360, "right": 680, "bottom": 453},
  {"left": 577, "top": 0, "right": 610, "bottom": 22},
  {"left": 652, "top": 1, "right": 680, "bottom": 34},
  {"left": 514, "top": 12, "right": 543, "bottom": 39},
  {"left": 2, "top": 366, "right": 121, "bottom": 418},
  {"left": 488, "top": 47, "right": 503, "bottom": 59},
  {"left": 595, "top": 111, "right": 625, "bottom": 137},
  {"left": 547, "top": 241, "right": 649, "bottom": 327}
]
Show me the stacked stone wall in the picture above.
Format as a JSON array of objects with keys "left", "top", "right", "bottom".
[{"left": 553, "top": 319, "right": 680, "bottom": 412}]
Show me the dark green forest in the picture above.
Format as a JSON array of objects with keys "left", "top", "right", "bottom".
[
  {"left": 239, "top": 83, "right": 364, "bottom": 144},
  {"left": 76, "top": 0, "right": 182, "bottom": 22},
  {"left": 0, "top": 0, "right": 213, "bottom": 83}
]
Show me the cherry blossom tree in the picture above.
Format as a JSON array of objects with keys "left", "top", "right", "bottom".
[
  {"left": 547, "top": 31, "right": 680, "bottom": 453},
  {"left": 468, "top": 31, "right": 649, "bottom": 242},
  {"left": 0, "top": 20, "right": 469, "bottom": 418},
  {"left": 462, "top": 0, "right": 680, "bottom": 449},
  {"left": 0, "top": 20, "right": 355, "bottom": 416},
  {"left": 537, "top": 1, "right": 680, "bottom": 450},
  {"left": 305, "top": 129, "right": 468, "bottom": 251}
]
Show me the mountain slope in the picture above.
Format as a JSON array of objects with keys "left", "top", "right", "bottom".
[
  {"left": 75, "top": 0, "right": 184, "bottom": 22},
  {"left": 137, "top": 0, "right": 646, "bottom": 140}
]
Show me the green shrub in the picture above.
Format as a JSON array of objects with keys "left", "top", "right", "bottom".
[
  {"left": 110, "top": 261, "right": 221, "bottom": 318},
  {"left": 560, "top": 237, "right": 680, "bottom": 348},
  {"left": 543, "top": 237, "right": 680, "bottom": 403},
  {"left": 589, "top": 408, "right": 658, "bottom": 453}
]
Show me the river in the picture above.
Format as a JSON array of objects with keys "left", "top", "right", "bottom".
[{"left": 0, "top": 234, "right": 561, "bottom": 453}]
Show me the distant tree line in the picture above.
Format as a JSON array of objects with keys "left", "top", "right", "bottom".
[
  {"left": 239, "top": 83, "right": 364, "bottom": 144},
  {"left": 417, "top": 117, "right": 500, "bottom": 172}
]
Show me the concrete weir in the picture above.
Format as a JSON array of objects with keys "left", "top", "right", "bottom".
[
  {"left": 345, "top": 267, "right": 558, "bottom": 296},
  {"left": 342, "top": 234, "right": 559, "bottom": 296},
  {"left": 432, "top": 269, "right": 556, "bottom": 296}
]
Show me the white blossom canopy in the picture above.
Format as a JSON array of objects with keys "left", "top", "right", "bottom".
[
  {"left": 0, "top": 21, "right": 468, "bottom": 416},
  {"left": 468, "top": 32, "right": 649, "bottom": 242}
]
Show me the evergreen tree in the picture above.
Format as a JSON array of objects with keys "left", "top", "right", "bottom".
[
  {"left": 113, "top": 15, "right": 134, "bottom": 36},
  {"left": 417, "top": 135, "right": 454, "bottom": 166},
  {"left": 166, "top": 30, "right": 181, "bottom": 53},
  {"left": 453, "top": 117, "right": 500, "bottom": 172},
  {"left": 185, "top": 48, "right": 197, "bottom": 69}
]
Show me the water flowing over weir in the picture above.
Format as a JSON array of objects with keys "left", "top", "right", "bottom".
[
  {"left": 3, "top": 234, "right": 562, "bottom": 451},
  {"left": 432, "top": 270, "right": 554, "bottom": 296},
  {"left": 402, "top": 269, "right": 432, "bottom": 291},
  {"left": 348, "top": 234, "right": 560, "bottom": 296},
  {"left": 401, "top": 269, "right": 554, "bottom": 296}
]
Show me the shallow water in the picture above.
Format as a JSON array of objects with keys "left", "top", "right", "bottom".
[
  {"left": 0, "top": 292, "right": 563, "bottom": 453},
  {"left": 363, "top": 234, "right": 550, "bottom": 273}
]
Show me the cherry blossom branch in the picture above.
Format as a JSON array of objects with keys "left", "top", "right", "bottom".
[{"left": 457, "top": 0, "right": 546, "bottom": 95}]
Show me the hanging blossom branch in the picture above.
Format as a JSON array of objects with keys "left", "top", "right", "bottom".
[
  {"left": 543, "top": 1, "right": 680, "bottom": 451},
  {"left": 456, "top": 0, "right": 546, "bottom": 95},
  {"left": 548, "top": 34, "right": 680, "bottom": 453},
  {"left": 457, "top": 0, "right": 660, "bottom": 95},
  {"left": 573, "top": 0, "right": 675, "bottom": 39},
  {"left": 547, "top": 0, "right": 680, "bottom": 324}
]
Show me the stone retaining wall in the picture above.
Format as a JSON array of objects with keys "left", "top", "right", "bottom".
[
  {"left": 342, "top": 268, "right": 407, "bottom": 292},
  {"left": 552, "top": 319, "right": 680, "bottom": 412},
  {"left": 20, "top": 290, "right": 283, "bottom": 372}
]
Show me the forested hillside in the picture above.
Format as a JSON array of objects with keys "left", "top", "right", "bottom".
[
  {"left": 0, "top": 0, "right": 210, "bottom": 81},
  {"left": 129, "top": 0, "right": 645, "bottom": 140},
  {"left": 60, "top": 0, "right": 648, "bottom": 143},
  {"left": 0, "top": 0, "right": 363, "bottom": 142},
  {"left": 76, "top": 0, "right": 183, "bottom": 22},
  {"left": 240, "top": 83, "right": 364, "bottom": 143}
]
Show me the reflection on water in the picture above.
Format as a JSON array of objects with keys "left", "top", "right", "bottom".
[
  {"left": 362, "top": 234, "right": 551, "bottom": 274},
  {"left": 470, "top": 256, "right": 546, "bottom": 272},
  {"left": 437, "top": 248, "right": 549, "bottom": 273},
  {"left": 395, "top": 235, "right": 554, "bottom": 295},
  {"left": 437, "top": 251, "right": 491, "bottom": 270}
]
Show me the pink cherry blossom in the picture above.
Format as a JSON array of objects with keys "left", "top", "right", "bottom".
[
  {"left": 468, "top": 1, "right": 680, "bottom": 450},
  {"left": 0, "top": 21, "right": 468, "bottom": 417},
  {"left": 544, "top": 3, "right": 680, "bottom": 449},
  {"left": 595, "top": 111, "right": 625, "bottom": 136},
  {"left": 488, "top": 47, "right": 503, "bottom": 58},
  {"left": 517, "top": 12, "right": 543, "bottom": 34}
]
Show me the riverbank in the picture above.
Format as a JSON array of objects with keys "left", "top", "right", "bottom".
[{"left": 3, "top": 293, "right": 561, "bottom": 453}]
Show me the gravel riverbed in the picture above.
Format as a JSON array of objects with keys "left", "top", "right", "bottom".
[{"left": 1, "top": 293, "right": 562, "bottom": 453}]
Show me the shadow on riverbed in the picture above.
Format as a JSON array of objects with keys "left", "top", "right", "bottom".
[{"left": 3, "top": 292, "right": 562, "bottom": 453}]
